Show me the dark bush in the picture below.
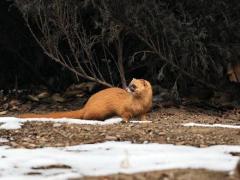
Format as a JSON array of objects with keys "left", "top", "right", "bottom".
[{"left": 1, "top": 0, "right": 240, "bottom": 93}]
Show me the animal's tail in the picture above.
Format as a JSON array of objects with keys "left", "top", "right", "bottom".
[{"left": 18, "top": 109, "right": 85, "bottom": 119}]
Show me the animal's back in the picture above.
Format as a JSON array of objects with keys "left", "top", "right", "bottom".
[
  {"left": 83, "top": 88, "right": 130, "bottom": 117},
  {"left": 85, "top": 87, "right": 129, "bottom": 106}
]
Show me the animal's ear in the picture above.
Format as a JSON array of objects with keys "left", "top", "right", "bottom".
[{"left": 133, "top": 78, "right": 136, "bottom": 81}]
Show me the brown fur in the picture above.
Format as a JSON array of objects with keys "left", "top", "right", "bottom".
[{"left": 18, "top": 79, "right": 152, "bottom": 122}]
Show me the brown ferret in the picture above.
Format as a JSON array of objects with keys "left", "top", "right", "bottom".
[{"left": 18, "top": 78, "right": 152, "bottom": 122}]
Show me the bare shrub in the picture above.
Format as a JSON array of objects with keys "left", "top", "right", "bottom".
[
  {"left": 15, "top": 0, "right": 127, "bottom": 88},
  {"left": 99, "top": 0, "right": 223, "bottom": 89},
  {"left": 14, "top": 0, "right": 240, "bottom": 93}
]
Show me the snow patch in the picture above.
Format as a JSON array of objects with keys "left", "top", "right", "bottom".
[
  {"left": 183, "top": 123, "right": 240, "bottom": 129},
  {"left": 0, "top": 138, "right": 8, "bottom": 143},
  {"left": 0, "top": 142, "right": 239, "bottom": 179},
  {"left": 0, "top": 117, "right": 122, "bottom": 130}
]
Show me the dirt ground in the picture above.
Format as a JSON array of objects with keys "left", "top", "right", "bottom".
[
  {"left": 78, "top": 169, "right": 234, "bottom": 180},
  {"left": 1, "top": 107, "right": 240, "bottom": 148},
  {"left": 1, "top": 100, "right": 240, "bottom": 179}
]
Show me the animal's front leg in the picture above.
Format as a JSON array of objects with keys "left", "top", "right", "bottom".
[{"left": 121, "top": 112, "right": 132, "bottom": 123}]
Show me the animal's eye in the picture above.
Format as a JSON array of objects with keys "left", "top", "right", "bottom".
[{"left": 131, "top": 84, "right": 137, "bottom": 89}]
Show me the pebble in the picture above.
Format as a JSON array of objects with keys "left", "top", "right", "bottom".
[
  {"left": 53, "top": 123, "right": 62, "bottom": 127},
  {"left": 159, "top": 132, "right": 166, "bottom": 136},
  {"left": 105, "top": 135, "right": 118, "bottom": 141},
  {"left": 0, "top": 111, "right": 8, "bottom": 115}
]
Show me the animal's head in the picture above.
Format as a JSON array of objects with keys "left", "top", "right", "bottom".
[{"left": 127, "top": 78, "right": 152, "bottom": 97}]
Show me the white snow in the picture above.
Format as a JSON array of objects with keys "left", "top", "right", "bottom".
[
  {"left": 0, "top": 118, "right": 240, "bottom": 179},
  {"left": 0, "top": 138, "right": 8, "bottom": 143},
  {"left": 183, "top": 123, "right": 240, "bottom": 129},
  {"left": 0, "top": 141, "right": 239, "bottom": 179},
  {"left": 0, "top": 117, "right": 123, "bottom": 130}
]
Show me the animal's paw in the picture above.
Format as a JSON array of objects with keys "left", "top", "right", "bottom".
[{"left": 121, "top": 119, "right": 129, "bottom": 123}]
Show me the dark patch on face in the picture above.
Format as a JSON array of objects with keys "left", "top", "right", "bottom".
[{"left": 129, "top": 83, "right": 137, "bottom": 92}]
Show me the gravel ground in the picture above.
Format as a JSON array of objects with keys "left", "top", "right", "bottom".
[{"left": 1, "top": 106, "right": 240, "bottom": 179}]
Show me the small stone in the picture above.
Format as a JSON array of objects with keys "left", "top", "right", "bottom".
[
  {"left": 22, "top": 137, "right": 31, "bottom": 142},
  {"left": 105, "top": 136, "right": 118, "bottom": 141},
  {"left": 176, "top": 141, "right": 185, "bottom": 145},
  {"left": 0, "top": 111, "right": 8, "bottom": 115},
  {"left": 9, "top": 100, "right": 20, "bottom": 106},
  {"left": 53, "top": 123, "right": 62, "bottom": 127},
  {"left": 159, "top": 132, "right": 166, "bottom": 136},
  {"left": 200, "top": 144, "right": 208, "bottom": 148},
  {"left": 27, "top": 144, "right": 37, "bottom": 148},
  {"left": 10, "top": 142, "right": 19, "bottom": 148}
]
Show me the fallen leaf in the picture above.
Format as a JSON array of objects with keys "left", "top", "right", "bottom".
[
  {"left": 37, "top": 92, "right": 50, "bottom": 99},
  {"left": 51, "top": 94, "right": 65, "bottom": 103},
  {"left": 27, "top": 95, "right": 39, "bottom": 102}
]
